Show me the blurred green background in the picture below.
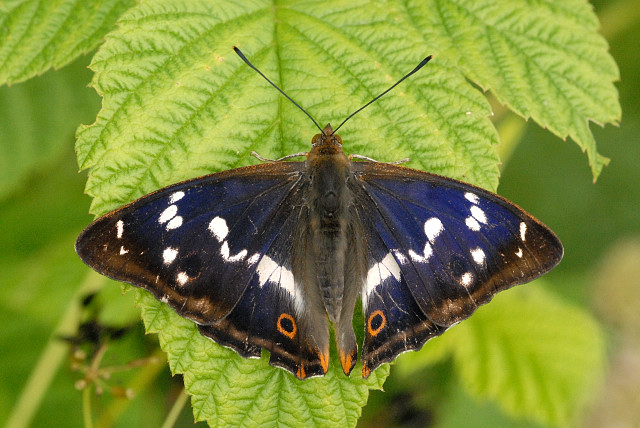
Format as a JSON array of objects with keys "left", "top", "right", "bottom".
[{"left": 1, "top": 0, "right": 638, "bottom": 427}]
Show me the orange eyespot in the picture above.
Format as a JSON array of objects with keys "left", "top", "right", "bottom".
[
  {"left": 367, "top": 310, "right": 386, "bottom": 337},
  {"left": 277, "top": 313, "right": 297, "bottom": 339}
]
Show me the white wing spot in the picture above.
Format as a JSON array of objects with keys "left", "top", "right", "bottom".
[
  {"left": 520, "top": 222, "right": 527, "bottom": 241},
  {"left": 247, "top": 253, "right": 260, "bottom": 265},
  {"left": 470, "top": 205, "right": 487, "bottom": 224},
  {"left": 393, "top": 249, "right": 408, "bottom": 265},
  {"left": 470, "top": 247, "right": 485, "bottom": 265},
  {"left": 464, "top": 192, "right": 479, "bottom": 204},
  {"left": 176, "top": 271, "right": 189, "bottom": 286},
  {"left": 209, "top": 216, "right": 249, "bottom": 262},
  {"left": 381, "top": 253, "right": 401, "bottom": 280},
  {"left": 409, "top": 242, "right": 433, "bottom": 263},
  {"left": 170, "top": 191, "right": 185, "bottom": 203},
  {"left": 119, "top": 246, "right": 128, "bottom": 255},
  {"left": 116, "top": 220, "right": 124, "bottom": 239},
  {"left": 256, "top": 256, "right": 278, "bottom": 286},
  {"left": 466, "top": 216, "right": 481, "bottom": 231},
  {"left": 365, "top": 253, "right": 401, "bottom": 299},
  {"left": 460, "top": 272, "right": 473, "bottom": 287},
  {"left": 158, "top": 205, "right": 178, "bottom": 224},
  {"left": 409, "top": 249, "right": 422, "bottom": 262},
  {"left": 256, "top": 256, "right": 302, "bottom": 311},
  {"left": 515, "top": 247, "right": 523, "bottom": 258},
  {"left": 208, "top": 216, "right": 229, "bottom": 242},
  {"left": 163, "top": 247, "right": 178, "bottom": 265},
  {"left": 166, "top": 216, "right": 183, "bottom": 230},
  {"left": 279, "top": 269, "right": 296, "bottom": 296},
  {"left": 220, "top": 241, "right": 247, "bottom": 262},
  {"left": 424, "top": 217, "right": 444, "bottom": 241}
]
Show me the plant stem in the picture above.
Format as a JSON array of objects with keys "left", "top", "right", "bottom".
[
  {"left": 161, "top": 389, "right": 189, "bottom": 428},
  {"left": 5, "top": 272, "right": 106, "bottom": 428},
  {"left": 83, "top": 386, "right": 94, "bottom": 428}
]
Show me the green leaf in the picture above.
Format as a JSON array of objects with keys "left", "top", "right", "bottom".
[
  {"left": 402, "top": 285, "right": 604, "bottom": 427},
  {"left": 439, "top": 382, "right": 543, "bottom": 428},
  {"left": 425, "top": 0, "right": 620, "bottom": 179},
  {"left": 0, "top": 0, "right": 135, "bottom": 86},
  {"left": 461, "top": 287, "right": 605, "bottom": 426},
  {"left": 395, "top": 281, "right": 606, "bottom": 426}
]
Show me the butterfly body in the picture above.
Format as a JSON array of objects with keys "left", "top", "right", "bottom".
[
  {"left": 301, "top": 124, "right": 365, "bottom": 375},
  {"left": 76, "top": 123, "right": 563, "bottom": 380}
]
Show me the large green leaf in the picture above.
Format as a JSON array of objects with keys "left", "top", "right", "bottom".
[{"left": 455, "top": 287, "right": 604, "bottom": 426}]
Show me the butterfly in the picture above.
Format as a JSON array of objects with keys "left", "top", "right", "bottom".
[{"left": 76, "top": 48, "right": 563, "bottom": 380}]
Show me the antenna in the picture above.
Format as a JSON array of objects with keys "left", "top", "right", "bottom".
[
  {"left": 233, "top": 46, "right": 432, "bottom": 135},
  {"left": 331, "top": 55, "right": 433, "bottom": 135},
  {"left": 233, "top": 46, "right": 323, "bottom": 133}
]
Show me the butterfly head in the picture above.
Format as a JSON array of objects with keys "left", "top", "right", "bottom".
[{"left": 311, "top": 123, "right": 344, "bottom": 155}]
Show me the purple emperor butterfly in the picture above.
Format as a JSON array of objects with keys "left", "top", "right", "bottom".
[{"left": 76, "top": 48, "right": 563, "bottom": 379}]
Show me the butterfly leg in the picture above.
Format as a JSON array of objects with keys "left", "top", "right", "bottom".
[
  {"left": 349, "top": 154, "right": 410, "bottom": 165},
  {"left": 251, "top": 151, "right": 308, "bottom": 162}
]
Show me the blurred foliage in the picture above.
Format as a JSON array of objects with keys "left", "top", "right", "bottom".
[{"left": 0, "top": 0, "right": 637, "bottom": 427}]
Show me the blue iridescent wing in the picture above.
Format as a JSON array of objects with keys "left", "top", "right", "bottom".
[
  {"left": 197, "top": 197, "right": 330, "bottom": 379},
  {"left": 349, "top": 161, "right": 563, "bottom": 377},
  {"left": 76, "top": 162, "right": 327, "bottom": 379},
  {"left": 355, "top": 218, "right": 447, "bottom": 378}
]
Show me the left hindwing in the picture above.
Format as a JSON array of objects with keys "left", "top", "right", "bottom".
[{"left": 350, "top": 161, "right": 563, "bottom": 375}]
